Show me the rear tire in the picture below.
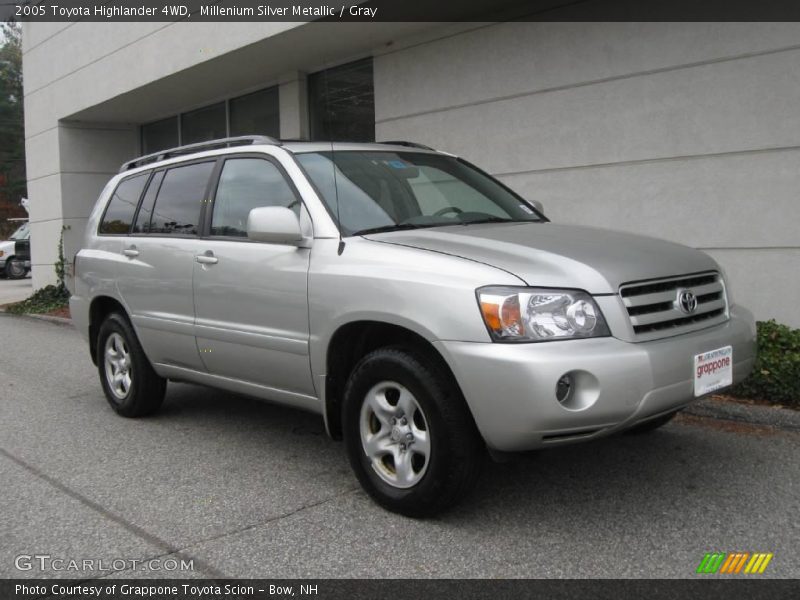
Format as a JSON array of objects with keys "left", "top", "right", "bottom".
[
  {"left": 626, "top": 410, "right": 679, "bottom": 434},
  {"left": 5, "top": 258, "right": 27, "bottom": 279},
  {"left": 96, "top": 312, "right": 166, "bottom": 417},
  {"left": 342, "top": 346, "right": 482, "bottom": 517}
]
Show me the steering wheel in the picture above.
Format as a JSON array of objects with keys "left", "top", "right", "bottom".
[{"left": 434, "top": 206, "right": 464, "bottom": 217}]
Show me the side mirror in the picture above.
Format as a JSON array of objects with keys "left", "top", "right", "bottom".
[
  {"left": 247, "top": 206, "right": 303, "bottom": 245},
  {"left": 529, "top": 199, "right": 545, "bottom": 215}
]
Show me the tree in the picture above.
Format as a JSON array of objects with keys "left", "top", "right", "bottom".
[{"left": 0, "top": 21, "right": 26, "bottom": 239}]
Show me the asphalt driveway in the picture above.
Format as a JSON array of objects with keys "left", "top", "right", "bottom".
[
  {"left": 0, "top": 274, "right": 32, "bottom": 305},
  {"left": 0, "top": 314, "right": 798, "bottom": 579}
]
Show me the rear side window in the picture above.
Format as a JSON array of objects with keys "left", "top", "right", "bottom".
[
  {"left": 211, "top": 158, "right": 299, "bottom": 237},
  {"left": 148, "top": 162, "right": 214, "bottom": 235},
  {"left": 99, "top": 173, "right": 149, "bottom": 234},
  {"left": 132, "top": 171, "right": 164, "bottom": 234}
]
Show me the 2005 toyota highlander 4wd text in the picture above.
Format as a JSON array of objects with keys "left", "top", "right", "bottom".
[{"left": 71, "top": 136, "right": 756, "bottom": 516}]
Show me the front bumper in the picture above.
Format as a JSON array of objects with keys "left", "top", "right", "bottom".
[{"left": 435, "top": 306, "right": 756, "bottom": 452}]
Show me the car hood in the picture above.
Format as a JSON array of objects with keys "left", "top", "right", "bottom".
[{"left": 364, "top": 222, "right": 718, "bottom": 294}]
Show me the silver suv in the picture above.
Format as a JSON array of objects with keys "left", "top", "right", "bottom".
[{"left": 71, "top": 136, "right": 756, "bottom": 516}]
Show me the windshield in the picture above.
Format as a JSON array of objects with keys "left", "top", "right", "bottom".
[
  {"left": 295, "top": 151, "right": 543, "bottom": 236},
  {"left": 9, "top": 222, "right": 29, "bottom": 240}
]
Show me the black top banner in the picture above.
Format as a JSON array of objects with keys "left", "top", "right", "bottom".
[{"left": 5, "top": 0, "right": 800, "bottom": 23}]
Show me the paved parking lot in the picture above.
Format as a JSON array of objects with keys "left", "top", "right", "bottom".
[
  {"left": 1, "top": 314, "right": 798, "bottom": 579},
  {"left": 0, "top": 274, "right": 32, "bottom": 305}
]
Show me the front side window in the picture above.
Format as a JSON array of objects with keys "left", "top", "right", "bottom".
[
  {"left": 211, "top": 158, "right": 299, "bottom": 237},
  {"left": 9, "top": 222, "right": 29, "bottom": 240},
  {"left": 99, "top": 173, "right": 149, "bottom": 234},
  {"left": 295, "top": 151, "right": 543, "bottom": 235},
  {"left": 148, "top": 162, "right": 214, "bottom": 235}
]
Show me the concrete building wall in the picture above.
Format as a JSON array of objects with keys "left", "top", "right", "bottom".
[
  {"left": 22, "top": 21, "right": 800, "bottom": 326},
  {"left": 374, "top": 22, "right": 800, "bottom": 327},
  {"left": 25, "top": 123, "right": 138, "bottom": 284}
]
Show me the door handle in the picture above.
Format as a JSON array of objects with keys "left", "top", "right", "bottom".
[
  {"left": 123, "top": 247, "right": 139, "bottom": 258},
  {"left": 195, "top": 252, "right": 218, "bottom": 265}
]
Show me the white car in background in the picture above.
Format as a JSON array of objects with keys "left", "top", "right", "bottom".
[{"left": 0, "top": 221, "right": 31, "bottom": 279}]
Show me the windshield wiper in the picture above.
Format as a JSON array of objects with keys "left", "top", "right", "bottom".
[
  {"left": 352, "top": 223, "right": 429, "bottom": 236},
  {"left": 353, "top": 216, "right": 535, "bottom": 236},
  {"left": 457, "top": 216, "right": 516, "bottom": 225}
]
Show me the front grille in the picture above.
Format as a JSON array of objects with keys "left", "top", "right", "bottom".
[{"left": 619, "top": 271, "right": 728, "bottom": 340}]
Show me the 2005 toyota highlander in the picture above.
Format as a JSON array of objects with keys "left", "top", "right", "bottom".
[{"left": 71, "top": 136, "right": 756, "bottom": 516}]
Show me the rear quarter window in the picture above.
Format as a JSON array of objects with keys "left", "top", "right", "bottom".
[{"left": 99, "top": 173, "right": 149, "bottom": 234}]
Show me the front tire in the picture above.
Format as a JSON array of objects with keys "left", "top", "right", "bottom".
[
  {"left": 5, "top": 258, "right": 27, "bottom": 279},
  {"left": 97, "top": 312, "right": 166, "bottom": 417},
  {"left": 342, "top": 347, "right": 482, "bottom": 517}
]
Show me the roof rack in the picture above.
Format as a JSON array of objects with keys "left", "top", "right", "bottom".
[
  {"left": 120, "top": 135, "right": 280, "bottom": 172},
  {"left": 379, "top": 140, "right": 436, "bottom": 151}
]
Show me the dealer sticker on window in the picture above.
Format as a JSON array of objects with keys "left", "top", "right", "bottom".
[{"left": 694, "top": 345, "right": 733, "bottom": 396}]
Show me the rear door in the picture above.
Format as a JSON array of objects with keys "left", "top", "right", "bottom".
[
  {"left": 192, "top": 155, "right": 314, "bottom": 397},
  {"left": 116, "top": 160, "right": 215, "bottom": 371}
]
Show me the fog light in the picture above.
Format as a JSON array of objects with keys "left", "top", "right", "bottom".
[
  {"left": 555, "top": 370, "right": 600, "bottom": 411},
  {"left": 556, "top": 374, "right": 572, "bottom": 404}
]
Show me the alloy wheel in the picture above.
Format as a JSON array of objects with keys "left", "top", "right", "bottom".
[
  {"left": 359, "top": 381, "right": 431, "bottom": 489},
  {"left": 104, "top": 332, "right": 132, "bottom": 400}
]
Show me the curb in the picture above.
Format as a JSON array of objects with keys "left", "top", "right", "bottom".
[
  {"left": 0, "top": 310, "right": 73, "bottom": 327},
  {"left": 24, "top": 313, "right": 73, "bottom": 326},
  {"left": 685, "top": 396, "right": 800, "bottom": 433}
]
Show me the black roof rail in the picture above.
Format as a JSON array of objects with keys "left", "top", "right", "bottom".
[
  {"left": 119, "top": 135, "right": 280, "bottom": 172},
  {"left": 379, "top": 140, "right": 436, "bottom": 151}
]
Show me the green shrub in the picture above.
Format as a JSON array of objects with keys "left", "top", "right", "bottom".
[
  {"left": 729, "top": 319, "right": 800, "bottom": 408},
  {"left": 4, "top": 226, "right": 70, "bottom": 316},
  {"left": 5, "top": 284, "right": 69, "bottom": 315}
]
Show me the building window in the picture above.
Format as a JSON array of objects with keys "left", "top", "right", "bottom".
[
  {"left": 181, "top": 102, "right": 227, "bottom": 145},
  {"left": 230, "top": 87, "right": 280, "bottom": 138},
  {"left": 140, "top": 86, "right": 282, "bottom": 153},
  {"left": 141, "top": 117, "right": 179, "bottom": 154},
  {"left": 308, "top": 58, "right": 375, "bottom": 142}
]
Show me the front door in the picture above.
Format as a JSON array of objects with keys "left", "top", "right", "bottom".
[{"left": 192, "top": 156, "right": 314, "bottom": 397}]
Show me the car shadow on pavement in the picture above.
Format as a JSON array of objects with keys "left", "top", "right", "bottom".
[
  {"left": 446, "top": 419, "right": 778, "bottom": 527},
  {"left": 151, "top": 381, "right": 767, "bottom": 526}
]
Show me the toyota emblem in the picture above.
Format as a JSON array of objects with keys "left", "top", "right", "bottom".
[{"left": 677, "top": 289, "right": 698, "bottom": 314}]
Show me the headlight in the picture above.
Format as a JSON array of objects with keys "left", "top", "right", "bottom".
[{"left": 477, "top": 286, "right": 610, "bottom": 342}]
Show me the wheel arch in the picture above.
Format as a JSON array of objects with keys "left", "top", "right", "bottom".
[
  {"left": 323, "top": 320, "right": 464, "bottom": 440},
  {"left": 0, "top": 254, "right": 14, "bottom": 271},
  {"left": 88, "top": 296, "right": 129, "bottom": 365}
]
